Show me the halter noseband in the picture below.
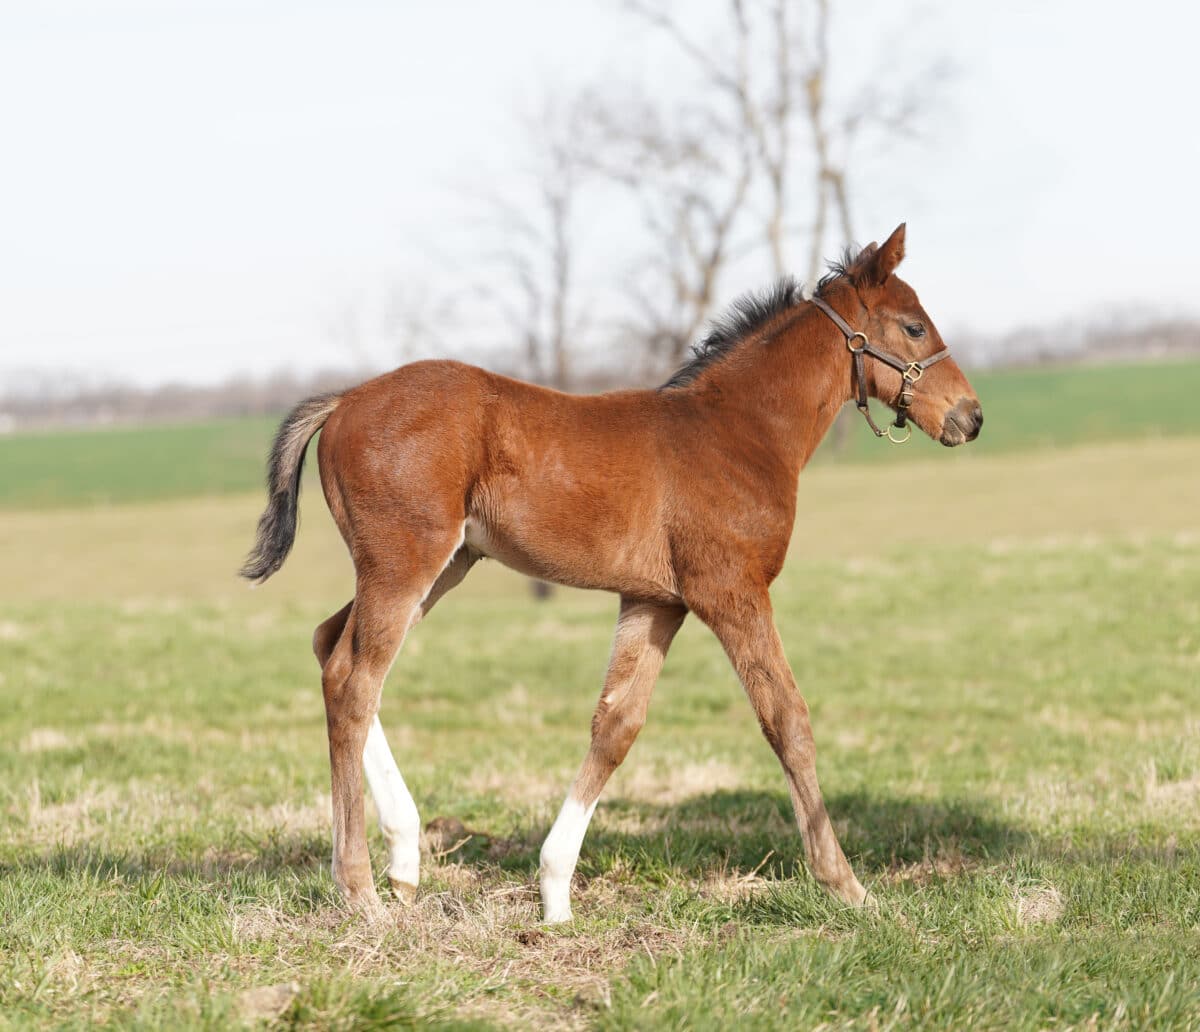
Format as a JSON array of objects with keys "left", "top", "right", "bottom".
[{"left": 809, "top": 295, "right": 952, "bottom": 444}]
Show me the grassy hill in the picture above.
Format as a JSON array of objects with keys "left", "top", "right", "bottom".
[{"left": 1, "top": 359, "right": 1197, "bottom": 508}]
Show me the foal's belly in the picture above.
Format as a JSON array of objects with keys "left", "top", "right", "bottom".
[{"left": 462, "top": 511, "right": 678, "bottom": 603}]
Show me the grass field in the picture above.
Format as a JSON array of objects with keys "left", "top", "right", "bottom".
[
  {"left": 1, "top": 367, "right": 1199, "bottom": 1028},
  {"left": 2, "top": 359, "right": 1200, "bottom": 508}
]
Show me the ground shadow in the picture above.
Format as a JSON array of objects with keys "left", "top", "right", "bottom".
[
  {"left": 1, "top": 831, "right": 335, "bottom": 895},
  {"left": 9, "top": 786, "right": 1189, "bottom": 912},
  {"left": 444, "top": 786, "right": 1037, "bottom": 883},
  {"left": 1, "top": 786, "right": 1027, "bottom": 890}
]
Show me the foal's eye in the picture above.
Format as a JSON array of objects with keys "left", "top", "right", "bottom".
[{"left": 904, "top": 323, "right": 925, "bottom": 338}]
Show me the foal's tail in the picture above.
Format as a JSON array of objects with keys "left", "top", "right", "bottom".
[{"left": 240, "top": 392, "right": 342, "bottom": 584}]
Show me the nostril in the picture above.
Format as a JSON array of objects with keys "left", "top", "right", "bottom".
[{"left": 972, "top": 405, "right": 983, "bottom": 427}]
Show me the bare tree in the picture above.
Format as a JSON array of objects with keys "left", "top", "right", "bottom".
[
  {"left": 379, "top": 284, "right": 458, "bottom": 367},
  {"left": 594, "top": 0, "right": 952, "bottom": 391},
  {"left": 580, "top": 86, "right": 754, "bottom": 372},
  {"left": 467, "top": 101, "right": 588, "bottom": 390},
  {"left": 800, "top": 0, "right": 953, "bottom": 281},
  {"left": 624, "top": 0, "right": 795, "bottom": 278}
]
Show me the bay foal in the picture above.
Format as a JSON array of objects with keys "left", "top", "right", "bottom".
[{"left": 242, "top": 226, "right": 982, "bottom": 921}]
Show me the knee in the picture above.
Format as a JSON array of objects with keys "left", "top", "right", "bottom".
[
  {"left": 760, "top": 711, "right": 815, "bottom": 767},
  {"left": 592, "top": 708, "right": 645, "bottom": 767}
]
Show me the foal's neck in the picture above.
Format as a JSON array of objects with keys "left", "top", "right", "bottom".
[{"left": 697, "top": 296, "right": 856, "bottom": 473}]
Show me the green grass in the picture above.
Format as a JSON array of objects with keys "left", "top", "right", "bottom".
[
  {"left": 0, "top": 417, "right": 277, "bottom": 508},
  {"left": 2, "top": 360, "right": 1199, "bottom": 508},
  {"left": 813, "top": 357, "right": 1200, "bottom": 463},
  {"left": 1, "top": 434, "right": 1198, "bottom": 1028}
]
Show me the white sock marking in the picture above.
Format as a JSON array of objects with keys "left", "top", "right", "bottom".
[
  {"left": 539, "top": 793, "right": 598, "bottom": 923},
  {"left": 363, "top": 716, "right": 421, "bottom": 889}
]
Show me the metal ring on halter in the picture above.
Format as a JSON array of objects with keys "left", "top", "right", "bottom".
[
  {"left": 846, "top": 332, "right": 869, "bottom": 353},
  {"left": 885, "top": 423, "right": 912, "bottom": 444}
]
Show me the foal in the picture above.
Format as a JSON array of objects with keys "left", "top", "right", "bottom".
[{"left": 242, "top": 225, "right": 982, "bottom": 921}]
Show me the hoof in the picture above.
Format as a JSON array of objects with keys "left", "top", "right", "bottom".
[
  {"left": 541, "top": 900, "right": 573, "bottom": 924},
  {"left": 389, "top": 877, "right": 418, "bottom": 906},
  {"left": 343, "top": 886, "right": 386, "bottom": 920},
  {"left": 831, "top": 877, "right": 870, "bottom": 908}
]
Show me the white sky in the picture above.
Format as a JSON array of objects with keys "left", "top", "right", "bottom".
[{"left": 1, "top": 0, "right": 1197, "bottom": 387}]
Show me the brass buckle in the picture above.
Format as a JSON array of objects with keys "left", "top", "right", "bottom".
[
  {"left": 898, "top": 389, "right": 914, "bottom": 408},
  {"left": 885, "top": 423, "right": 911, "bottom": 444},
  {"left": 846, "top": 332, "right": 869, "bottom": 353},
  {"left": 904, "top": 361, "right": 924, "bottom": 382}
]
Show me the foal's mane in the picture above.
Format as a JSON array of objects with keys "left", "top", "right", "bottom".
[{"left": 660, "top": 247, "right": 864, "bottom": 390}]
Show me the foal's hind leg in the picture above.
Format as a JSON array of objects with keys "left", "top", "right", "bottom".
[
  {"left": 313, "top": 547, "right": 476, "bottom": 908},
  {"left": 364, "top": 545, "right": 477, "bottom": 902},
  {"left": 699, "top": 591, "right": 868, "bottom": 907},
  {"left": 540, "top": 598, "right": 686, "bottom": 922},
  {"left": 318, "top": 604, "right": 423, "bottom": 904},
  {"left": 320, "top": 534, "right": 466, "bottom": 913}
]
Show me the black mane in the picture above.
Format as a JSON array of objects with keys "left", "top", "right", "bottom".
[
  {"left": 815, "top": 246, "right": 861, "bottom": 297},
  {"left": 660, "top": 277, "right": 803, "bottom": 389},
  {"left": 660, "top": 247, "right": 864, "bottom": 390}
]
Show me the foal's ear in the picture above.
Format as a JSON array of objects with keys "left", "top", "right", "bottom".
[{"left": 853, "top": 223, "right": 906, "bottom": 286}]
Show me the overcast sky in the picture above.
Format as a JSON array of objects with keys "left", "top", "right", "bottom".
[{"left": 1, "top": 0, "right": 1196, "bottom": 387}]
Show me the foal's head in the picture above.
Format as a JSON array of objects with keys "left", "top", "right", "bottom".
[{"left": 824, "top": 224, "right": 983, "bottom": 446}]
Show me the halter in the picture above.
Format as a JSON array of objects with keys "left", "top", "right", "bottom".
[{"left": 809, "top": 295, "right": 952, "bottom": 444}]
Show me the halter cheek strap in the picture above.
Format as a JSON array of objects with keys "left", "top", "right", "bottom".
[{"left": 808, "top": 295, "right": 952, "bottom": 444}]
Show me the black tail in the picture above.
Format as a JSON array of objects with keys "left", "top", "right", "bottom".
[{"left": 240, "top": 392, "right": 342, "bottom": 584}]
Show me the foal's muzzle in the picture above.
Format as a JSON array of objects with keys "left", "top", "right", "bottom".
[{"left": 940, "top": 398, "right": 984, "bottom": 447}]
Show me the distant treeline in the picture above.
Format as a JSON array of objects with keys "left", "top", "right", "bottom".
[{"left": 1, "top": 314, "right": 1197, "bottom": 432}]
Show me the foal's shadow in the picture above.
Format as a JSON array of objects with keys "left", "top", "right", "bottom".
[
  {"left": 463, "top": 787, "right": 1034, "bottom": 884},
  {"left": 6, "top": 789, "right": 1031, "bottom": 917}
]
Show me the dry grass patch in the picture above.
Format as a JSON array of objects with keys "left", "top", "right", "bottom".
[
  {"left": 611, "top": 758, "right": 745, "bottom": 806},
  {"left": 462, "top": 766, "right": 564, "bottom": 804},
  {"left": 1143, "top": 761, "right": 1200, "bottom": 809},
  {"left": 0, "top": 618, "right": 29, "bottom": 640},
  {"left": 16, "top": 781, "right": 124, "bottom": 846},
  {"left": 885, "top": 846, "right": 980, "bottom": 887},
  {"left": 18, "top": 727, "right": 75, "bottom": 753},
  {"left": 229, "top": 874, "right": 691, "bottom": 1030},
  {"left": 1015, "top": 884, "right": 1065, "bottom": 926},
  {"left": 695, "top": 850, "right": 783, "bottom": 905},
  {"left": 235, "top": 981, "right": 301, "bottom": 1023},
  {"left": 246, "top": 793, "right": 332, "bottom": 838}
]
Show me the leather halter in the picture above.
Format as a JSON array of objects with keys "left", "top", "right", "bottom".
[{"left": 809, "top": 294, "right": 952, "bottom": 444}]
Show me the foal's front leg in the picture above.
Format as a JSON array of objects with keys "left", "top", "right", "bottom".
[
  {"left": 704, "top": 594, "right": 868, "bottom": 907},
  {"left": 540, "top": 598, "right": 686, "bottom": 922}
]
